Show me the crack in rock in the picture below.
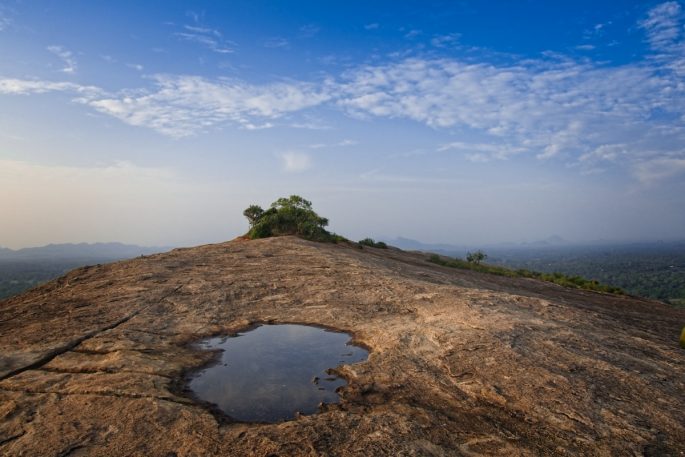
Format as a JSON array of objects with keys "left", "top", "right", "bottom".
[{"left": 0, "top": 285, "right": 183, "bottom": 382}]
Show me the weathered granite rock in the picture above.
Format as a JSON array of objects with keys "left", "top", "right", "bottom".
[{"left": 1, "top": 236, "right": 683, "bottom": 456}]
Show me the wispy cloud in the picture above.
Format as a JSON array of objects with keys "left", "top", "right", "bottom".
[
  {"left": 288, "top": 116, "right": 333, "bottom": 130},
  {"left": 83, "top": 75, "right": 333, "bottom": 137},
  {"left": 47, "top": 45, "right": 77, "bottom": 74},
  {"left": 184, "top": 25, "right": 220, "bottom": 36},
  {"left": 0, "top": 78, "right": 99, "bottom": 95},
  {"left": 264, "top": 37, "right": 290, "bottom": 49},
  {"left": 579, "top": 144, "right": 627, "bottom": 163},
  {"left": 175, "top": 24, "right": 235, "bottom": 53},
  {"left": 364, "top": 23, "right": 379, "bottom": 30},
  {"left": 338, "top": 43, "right": 685, "bottom": 177},
  {"left": 431, "top": 33, "right": 460, "bottom": 48},
  {"left": 638, "top": 2, "right": 685, "bottom": 77},
  {"left": 583, "top": 21, "right": 611, "bottom": 40},
  {"left": 404, "top": 29, "right": 421, "bottom": 39},
  {"left": 359, "top": 168, "right": 455, "bottom": 184},
  {"left": 280, "top": 151, "right": 312, "bottom": 172},
  {"left": 3, "top": 2, "right": 685, "bottom": 184},
  {"left": 438, "top": 141, "right": 526, "bottom": 160},
  {"left": 0, "top": 6, "right": 11, "bottom": 31},
  {"left": 299, "top": 24, "right": 320, "bottom": 38},
  {"left": 0, "top": 75, "right": 332, "bottom": 137},
  {"left": 308, "top": 139, "right": 357, "bottom": 149},
  {"left": 639, "top": 1, "right": 681, "bottom": 50},
  {"left": 633, "top": 157, "right": 685, "bottom": 184}
]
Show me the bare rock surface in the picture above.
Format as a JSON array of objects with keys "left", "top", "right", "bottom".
[{"left": 0, "top": 236, "right": 684, "bottom": 456}]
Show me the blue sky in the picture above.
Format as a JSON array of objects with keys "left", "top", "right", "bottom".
[{"left": 1, "top": 0, "right": 684, "bottom": 248}]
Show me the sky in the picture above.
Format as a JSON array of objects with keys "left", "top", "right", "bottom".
[{"left": 1, "top": 0, "right": 685, "bottom": 248}]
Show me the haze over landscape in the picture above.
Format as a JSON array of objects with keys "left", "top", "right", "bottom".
[{"left": 1, "top": 0, "right": 685, "bottom": 249}]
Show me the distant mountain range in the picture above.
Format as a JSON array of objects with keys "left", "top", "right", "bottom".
[
  {"left": 381, "top": 236, "right": 684, "bottom": 256},
  {"left": 0, "top": 242, "right": 171, "bottom": 261},
  {"left": 380, "top": 236, "right": 570, "bottom": 256}
]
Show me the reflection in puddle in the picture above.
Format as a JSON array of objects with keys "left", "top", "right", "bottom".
[{"left": 188, "top": 324, "right": 369, "bottom": 423}]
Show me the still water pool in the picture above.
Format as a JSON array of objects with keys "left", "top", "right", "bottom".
[{"left": 188, "top": 324, "right": 369, "bottom": 423}]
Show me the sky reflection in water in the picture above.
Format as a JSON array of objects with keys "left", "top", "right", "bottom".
[{"left": 189, "top": 324, "right": 368, "bottom": 423}]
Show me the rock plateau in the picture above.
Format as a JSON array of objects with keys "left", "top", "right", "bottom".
[{"left": 1, "top": 236, "right": 684, "bottom": 456}]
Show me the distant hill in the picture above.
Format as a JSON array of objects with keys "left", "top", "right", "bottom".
[
  {"left": 0, "top": 242, "right": 171, "bottom": 261},
  {"left": 0, "top": 242, "right": 172, "bottom": 300},
  {"left": 382, "top": 238, "right": 685, "bottom": 306},
  {"left": 381, "top": 237, "right": 470, "bottom": 256},
  {"left": 383, "top": 235, "right": 570, "bottom": 257}
]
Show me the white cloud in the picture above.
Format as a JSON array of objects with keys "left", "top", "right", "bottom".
[
  {"left": 575, "top": 44, "right": 595, "bottom": 51},
  {"left": 0, "top": 74, "right": 333, "bottom": 137},
  {"left": 0, "top": 78, "right": 99, "bottom": 95},
  {"left": 127, "top": 63, "right": 144, "bottom": 71},
  {"left": 280, "top": 151, "right": 312, "bottom": 172},
  {"left": 364, "top": 23, "right": 379, "bottom": 30},
  {"left": 47, "top": 45, "right": 77, "bottom": 74},
  {"left": 639, "top": 1, "right": 681, "bottom": 50},
  {"left": 82, "top": 75, "right": 333, "bottom": 137},
  {"left": 639, "top": 2, "right": 685, "bottom": 77},
  {"left": 338, "top": 52, "right": 685, "bottom": 170},
  {"left": 2, "top": 2, "right": 685, "bottom": 183}
]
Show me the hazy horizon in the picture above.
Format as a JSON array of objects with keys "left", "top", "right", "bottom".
[
  {"left": 2, "top": 1, "right": 684, "bottom": 249},
  {"left": 2, "top": 233, "right": 684, "bottom": 252}
]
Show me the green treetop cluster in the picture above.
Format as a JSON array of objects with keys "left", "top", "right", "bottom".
[{"left": 243, "top": 195, "right": 345, "bottom": 242}]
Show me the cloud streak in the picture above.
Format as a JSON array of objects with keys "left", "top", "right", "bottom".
[
  {"left": 175, "top": 23, "right": 235, "bottom": 54},
  {"left": 639, "top": 1, "right": 682, "bottom": 50},
  {"left": 264, "top": 37, "right": 289, "bottom": 49},
  {"left": 0, "top": 78, "right": 100, "bottom": 95},
  {"left": 84, "top": 75, "right": 333, "bottom": 137},
  {"left": 47, "top": 45, "right": 77, "bottom": 73}
]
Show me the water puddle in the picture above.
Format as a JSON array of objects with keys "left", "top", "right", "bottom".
[{"left": 187, "top": 324, "right": 369, "bottom": 423}]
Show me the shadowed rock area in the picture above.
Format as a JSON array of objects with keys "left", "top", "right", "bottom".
[{"left": 0, "top": 236, "right": 684, "bottom": 456}]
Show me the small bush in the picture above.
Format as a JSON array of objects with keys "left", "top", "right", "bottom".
[
  {"left": 330, "top": 233, "right": 349, "bottom": 244},
  {"left": 358, "top": 238, "right": 388, "bottom": 249},
  {"left": 466, "top": 250, "right": 487, "bottom": 264}
]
